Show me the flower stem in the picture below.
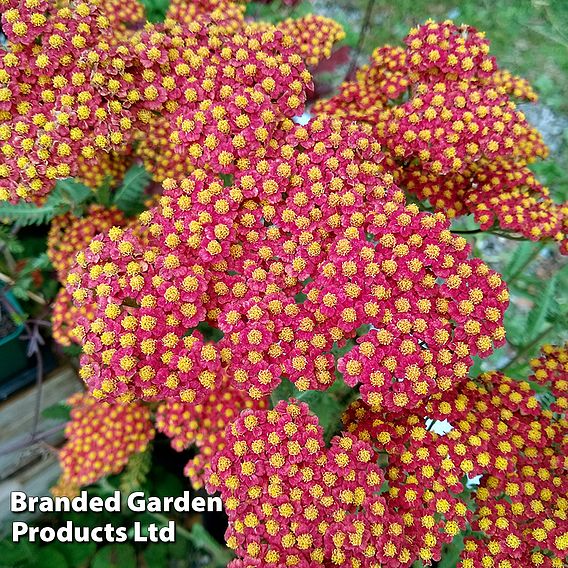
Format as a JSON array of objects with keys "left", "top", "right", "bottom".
[
  {"left": 500, "top": 324, "right": 555, "bottom": 373},
  {"left": 345, "top": 0, "right": 376, "bottom": 79}
]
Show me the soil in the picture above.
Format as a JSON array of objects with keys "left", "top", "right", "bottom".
[{"left": 0, "top": 297, "right": 18, "bottom": 339}]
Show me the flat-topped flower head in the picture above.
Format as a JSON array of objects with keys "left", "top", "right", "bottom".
[
  {"left": 48, "top": 204, "right": 128, "bottom": 283},
  {"left": 57, "top": 391, "right": 154, "bottom": 490},
  {"left": 65, "top": 116, "right": 508, "bottom": 409},
  {"left": 156, "top": 373, "right": 268, "bottom": 488},
  {"left": 207, "top": 400, "right": 391, "bottom": 567},
  {"left": 405, "top": 20, "right": 495, "bottom": 82},
  {"left": 310, "top": 20, "right": 567, "bottom": 251}
]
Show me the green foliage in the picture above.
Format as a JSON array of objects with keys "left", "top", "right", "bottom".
[
  {"left": 140, "top": 0, "right": 169, "bottom": 22},
  {"left": 0, "top": 540, "right": 35, "bottom": 568},
  {"left": 0, "top": 179, "right": 91, "bottom": 226},
  {"left": 0, "top": 226, "right": 24, "bottom": 255},
  {"left": 8, "top": 252, "right": 55, "bottom": 303},
  {"left": 91, "top": 545, "right": 136, "bottom": 568},
  {"left": 245, "top": 0, "right": 313, "bottom": 24},
  {"left": 530, "top": 158, "right": 568, "bottom": 202},
  {"left": 501, "top": 241, "right": 543, "bottom": 282},
  {"left": 436, "top": 534, "right": 465, "bottom": 568},
  {"left": 0, "top": 201, "right": 63, "bottom": 227},
  {"left": 189, "top": 524, "right": 234, "bottom": 568},
  {"left": 112, "top": 165, "right": 151, "bottom": 217},
  {"left": 119, "top": 447, "right": 152, "bottom": 495},
  {"left": 41, "top": 401, "right": 72, "bottom": 422},
  {"left": 31, "top": 548, "right": 68, "bottom": 568},
  {"left": 53, "top": 542, "right": 97, "bottom": 567}
]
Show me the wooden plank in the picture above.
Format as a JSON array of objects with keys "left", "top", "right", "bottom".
[
  {"left": 0, "top": 454, "right": 60, "bottom": 522},
  {"left": 0, "top": 366, "right": 81, "bottom": 480}
]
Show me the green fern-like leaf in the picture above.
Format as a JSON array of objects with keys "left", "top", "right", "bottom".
[
  {"left": 0, "top": 226, "right": 24, "bottom": 253},
  {"left": 53, "top": 178, "right": 92, "bottom": 205},
  {"left": 0, "top": 201, "right": 66, "bottom": 226},
  {"left": 0, "top": 178, "right": 92, "bottom": 226},
  {"left": 113, "top": 164, "right": 151, "bottom": 216},
  {"left": 119, "top": 446, "right": 152, "bottom": 494}
]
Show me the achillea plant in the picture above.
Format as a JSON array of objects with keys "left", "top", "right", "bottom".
[
  {"left": 0, "top": 1, "right": 566, "bottom": 566},
  {"left": 314, "top": 20, "right": 567, "bottom": 251}
]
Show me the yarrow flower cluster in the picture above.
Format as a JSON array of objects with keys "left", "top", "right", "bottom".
[
  {"left": 56, "top": 392, "right": 154, "bottom": 492},
  {"left": 206, "top": 400, "right": 389, "bottom": 568},
  {"left": 429, "top": 374, "right": 567, "bottom": 567},
  {"left": 0, "top": 0, "right": 326, "bottom": 203},
  {"left": 75, "top": 148, "right": 134, "bottom": 190},
  {"left": 156, "top": 373, "right": 268, "bottom": 488},
  {"left": 7, "top": 4, "right": 558, "bottom": 566},
  {"left": 313, "top": 20, "right": 567, "bottom": 252},
  {"left": 275, "top": 15, "right": 346, "bottom": 67},
  {"left": 341, "top": 345, "right": 568, "bottom": 567},
  {"left": 0, "top": 0, "right": 141, "bottom": 203},
  {"left": 47, "top": 204, "right": 128, "bottom": 282},
  {"left": 343, "top": 401, "right": 472, "bottom": 565},
  {"left": 65, "top": 114, "right": 508, "bottom": 412},
  {"left": 52, "top": 287, "right": 96, "bottom": 346}
]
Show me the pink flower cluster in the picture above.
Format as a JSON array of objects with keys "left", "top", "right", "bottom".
[
  {"left": 156, "top": 373, "right": 268, "bottom": 488},
  {"left": 0, "top": 0, "right": 312, "bottom": 203},
  {"left": 206, "top": 400, "right": 389, "bottom": 568},
  {"left": 342, "top": 358, "right": 568, "bottom": 567},
  {"left": 313, "top": 20, "right": 567, "bottom": 251},
  {"left": 344, "top": 401, "right": 473, "bottom": 565},
  {"left": 65, "top": 116, "right": 507, "bottom": 412}
]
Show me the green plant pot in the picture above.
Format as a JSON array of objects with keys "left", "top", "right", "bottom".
[{"left": 0, "top": 290, "right": 29, "bottom": 383}]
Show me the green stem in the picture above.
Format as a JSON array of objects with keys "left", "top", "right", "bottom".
[
  {"left": 500, "top": 324, "right": 555, "bottom": 373},
  {"left": 451, "top": 229, "right": 483, "bottom": 235},
  {"left": 505, "top": 244, "right": 543, "bottom": 286}
]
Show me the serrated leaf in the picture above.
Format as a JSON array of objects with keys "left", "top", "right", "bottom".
[
  {"left": 120, "top": 447, "right": 152, "bottom": 494},
  {"left": 502, "top": 241, "right": 540, "bottom": 281},
  {"left": 0, "top": 201, "right": 66, "bottom": 226},
  {"left": 113, "top": 164, "right": 150, "bottom": 216},
  {"left": 21, "top": 252, "right": 52, "bottom": 274},
  {"left": 54, "top": 178, "right": 92, "bottom": 206},
  {"left": 0, "top": 226, "right": 24, "bottom": 254},
  {"left": 0, "top": 178, "right": 91, "bottom": 226}
]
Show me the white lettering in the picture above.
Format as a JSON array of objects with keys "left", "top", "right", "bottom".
[
  {"left": 127, "top": 491, "right": 146, "bottom": 512},
  {"left": 208, "top": 496, "right": 223, "bottom": 512},
  {"left": 10, "top": 492, "right": 28, "bottom": 513},
  {"left": 192, "top": 497, "right": 205, "bottom": 512},
  {"left": 12, "top": 522, "right": 28, "bottom": 541}
]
